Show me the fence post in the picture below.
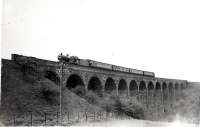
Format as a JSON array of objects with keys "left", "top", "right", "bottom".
[
  {"left": 67, "top": 112, "right": 70, "bottom": 122},
  {"left": 85, "top": 112, "right": 88, "bottom": 122},
  {"left": 97, "top": 112, "right": 100, "bottom": 120},
  {"left": 77, "top": 112, "right": 80, "bottom": 122},
  {"left": 44, "top": 113, "right": 47, "bottom": 126},
  {"left": 99, "top": 112, "right": 102, "bottom": 120},
  {"left": 57, "top": 111, "right": 59, "bottom": 125},
  {"left": 30, "top": 111, "right": 32, "bottom": 126},
  {"left": 13, "top": 113, "right": 15, "bottom": 126},
  {"left": 106, "top": 111, "right": 108, "bottom": 121},
  {"left": 93, "top": 112, "right": 95, "bottom": 121}
]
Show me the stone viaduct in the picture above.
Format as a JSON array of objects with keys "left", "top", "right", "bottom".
[{"left": 10, "top": 54, "right": 188, "bottom": 119}]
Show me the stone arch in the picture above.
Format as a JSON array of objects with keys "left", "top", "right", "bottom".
[
  {"left": 175, "top": 83, "right": 179, "bottom": 90},
  {"left": 148, "top": 81, "right": 154, "bottom": 90},
  {"left": 162, "top": 82, "right": 167, "bottom": 90},
  {"left": 88, "top": 76, "right": 103, "bottom": 97},
  {"left": 168, "top": 83, "right": 173, "bottom": 92},
  {"left": 147, "top": 81, "right": 154, "bottom": 109},
  {"left": 181, "top": 83, "right": 184, "bottom": 89},
  {"left": 118, "top": 79, "right": 128, "bottom": 96},
  {"left": 155, "top": 82, "right": 161, "bottom": 90},
  {"left": 162, "top": 82, "right": 168, "bottom": 108},
  {"left": 105, "top": 77, "right": 116, "bottom": 94},
  {"left": 139, "top": 81, "right": 147, "bottom": 105},
  {"left": 66, "top": 74, "right": 85, "bottom": 90},
  {"left": 168, "top": 83, "right": 173, "bottom": 107},
  {"left": 175, "top": 83, "right": 179, "bottom": 101},
  {"left": 139, "top": 81, "right": 146, "bottom": 91},
  {"left": 44, "top": 71, "right": 60, "bottom": 85},
  {"left": 155, "top": 82, "right": 162, "bottom": 114},
  {"left": 129, "top": 80, "right": 138, "bottom": 96}
]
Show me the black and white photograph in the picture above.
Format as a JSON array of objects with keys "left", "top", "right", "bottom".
[{"left": 1, "top": 0, "right": 200, "bottom": 126}]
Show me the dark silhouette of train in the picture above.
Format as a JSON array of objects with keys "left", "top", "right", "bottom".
[
  {"left": 11, "top": 53, "right": 155, "bottom": 78},
  {"left": 57, "top": 54, "right": 154, "bottom": 78}
]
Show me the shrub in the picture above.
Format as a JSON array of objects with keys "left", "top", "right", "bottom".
[
  {"left": 113, "top": 96, "right": 145, "bottom": 119},
  {"left": 40, "top": 84, "right": 59, "bottom": 103},
  {"left": 72, "top": 85, "right": 145, "bottom": 119},
  {"left": 100, "top": 94, "right": 145, "bottom": 119},
  {"left": 84, "top": 91, "right": 100, "bottom": 105},
  {"left": 126, "top": 103, "right": 145, "bottom": 119},
  {"left": 72, "top": 86, "right": 86, "bottom": 97}
]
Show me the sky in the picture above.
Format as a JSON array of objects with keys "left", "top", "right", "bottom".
[{"left": 1, "top": 0, "right": 200, "bottom": 82}]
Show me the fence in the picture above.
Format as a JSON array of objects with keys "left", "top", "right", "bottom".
[
  {"left": 5, "top": 111, "right": 131, "bottom": 126},
  {"left": 3, "top": 110, "right": 200, "bottom": 126}
]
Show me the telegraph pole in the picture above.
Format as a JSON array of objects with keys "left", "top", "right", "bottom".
[
  {"left": 58, "top": 53, "right": 65, "bottom": 125},
  {"left": 59, "top": 62, "right": 64, "bottom": 124},
  {"left": 58, "top": 53, "right": 70, "bottom": 125}
]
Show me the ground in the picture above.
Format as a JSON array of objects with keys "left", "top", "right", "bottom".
[{"left": 75, "top": 119, "right": 196, "bottom": 127}]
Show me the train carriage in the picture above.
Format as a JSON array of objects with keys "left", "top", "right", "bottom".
[
  {"left": 143, "top": 71, "right": 155, "bottom": 77},
  {"left": 129, "top": 68, "right": 143, "bottom": 75},
  {"left": 112, "top": 65, "right": 130, "bottom": 73},
  {"left": 88, "top": 60, "right": 113, "bottom": 70}
]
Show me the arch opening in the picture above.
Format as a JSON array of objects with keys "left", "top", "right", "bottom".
[
  {"left": 147, "top": 81, "right": 154, "bottom": 108},
  {"left": 181, "top": 84, "right": 184, "bottom": 89},
  {"left": 155, "top": 82, "right": 162, "bottom": 112},
  {"left": 175, "top": 83, "right": 179, "bottom": 90},
  {"left": 139, "top": 81, "right": 146, "bottom": 91},
  {"left": 66, "top": 74, "right": 85, "bottom": 90},
  {"left": 139, "top": 81, "right": 147, "bottom": 105},
  {"left": 88, "top": 76, "right": 103, "bottom": 97},
  {"left": 155, "top": 82, "right": 161, "bottom": 90},
  {"left": 175, "top": 83, "right": 180, "bottom": 101},
  {"left": 148, "top": 81, "right": 154, "bottom": 90},
  {"left": 162, "top": 82, "right": 168, "bottom": 104},
  {"left": 162, "top": 82, "right": 167, "bottom": 90},
  {"left": 105, "top": 78, "right": 116, "bottom": 94},
  {"left": 44, "top": 71, "right": 60, "bottom": 85},
  {"left": 118, "top": 79, "right": 128, "bottom": 96},
  {"left": 168, "top": 83, "right": 173, "bottom": 106},
  {"left": 130, "top": 80, "right": 138, "bottom": 96},
  {"left": 169, "top": 83, "right": 173, "bottom": 92}
]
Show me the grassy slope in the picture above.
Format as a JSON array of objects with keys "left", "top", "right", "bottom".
[{"left": 0, "top": 60, "right": 102, "bottom": 125}]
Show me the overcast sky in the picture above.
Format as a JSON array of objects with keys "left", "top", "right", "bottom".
[{"left": 2, "top": 0, "right": 200, "bottom": 82}]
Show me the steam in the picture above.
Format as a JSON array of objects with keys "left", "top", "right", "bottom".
[{"left": 167, "top": 114, "right": 196, "bottom": 127}]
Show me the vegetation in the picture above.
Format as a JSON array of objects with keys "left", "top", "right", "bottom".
[
  {"left": 72, "top": 87, "right": 145, "bottom": 119},
  {"left": 72, "top": 85, "right": 86, "bottom": 97},
  {"left": 40, "top": 84, "right": 59, "bottom": 104},
  {"left": 172, "top": 84, "right": 200, "bottom": 123},
  {"left": 0, "top": 60, "right": 101, "bottom": 125},
  {"left": 6, "top": 59, "right": 200, "bottom": 125}
]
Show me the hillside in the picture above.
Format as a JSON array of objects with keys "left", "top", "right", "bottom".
[{"left": 0, "top": 59, "right": 102, "bottom": 125}]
